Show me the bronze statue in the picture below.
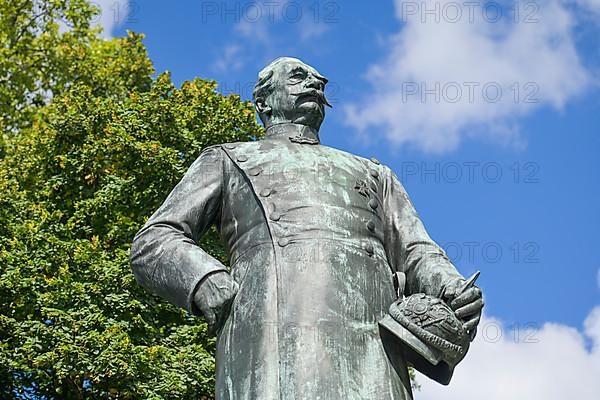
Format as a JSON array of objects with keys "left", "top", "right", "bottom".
[{"left": 131, "top": 57, "right": 484, "bottom": 399}]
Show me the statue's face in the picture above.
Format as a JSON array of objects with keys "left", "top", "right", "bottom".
[{"left": 262, "top": 60, "right": 330, "bottom": 130}]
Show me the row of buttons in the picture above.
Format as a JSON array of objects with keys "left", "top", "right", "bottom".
[
  {"left": 225, "top": 145, "right": 283, "bottom": 236},
  {"left": 364, "top": 157, "right": 381, "bottom": 256}
]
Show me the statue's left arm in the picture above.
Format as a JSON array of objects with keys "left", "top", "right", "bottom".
[{"left": 381, "top": 166, "right": 483, "bottom": 334}]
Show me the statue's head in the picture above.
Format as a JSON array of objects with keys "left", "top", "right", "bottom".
[{"left": 253, "top": 57, "right": 331, "bottom": 132}]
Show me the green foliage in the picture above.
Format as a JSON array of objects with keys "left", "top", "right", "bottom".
[
  {"left": 0, "top": 1, "right": 263, "bottom": 398},
  {"left": 0, "top": 0, "right": 153, "bottom": 135}
]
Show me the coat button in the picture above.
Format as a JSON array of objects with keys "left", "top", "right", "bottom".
[
  {"left": 236, "top": 155, "right": 248, "bottom": 162},
  {"left": 249, "top": 166, "right": 262, "bottom": 176},
  {"left": 370, "top": 157, "right": 381, "bottom": 165},
  {"left": 366, "top": 220, "right": 375, "bottom": 232},
  {"left": 370, "top": 169, "right": 379, "bottom": 179},
  {"left": 364, "top": 243, "right": 374, "bottom": 255},
  {"left": 278, "top": 237, "right": 290, "bottom": 247},
  {"left": 270, "top": 211, "right": 281, "bottom": 221},
  {"left": 224, "top": 144, "right": 236, "bottom": 150},
  {"left": 368, "top": 198, "right": 378, "bottom": 210},
  {"left": 260, "top": 188, "right": 272, "bottom": 197}
]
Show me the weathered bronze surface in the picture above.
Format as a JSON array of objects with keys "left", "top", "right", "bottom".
[{"left": 131, "top": 57, "right": 484, "bottom": 399}]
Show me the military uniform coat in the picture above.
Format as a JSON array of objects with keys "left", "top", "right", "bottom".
[{"left": 131, "top": 123, "right": 463, "bottom": 400}]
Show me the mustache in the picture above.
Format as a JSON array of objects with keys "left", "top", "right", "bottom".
[{"left": 291, "top": 89, "right": 332, "bottom": 108}]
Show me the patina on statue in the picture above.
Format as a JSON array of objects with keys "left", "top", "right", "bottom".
[{"left": 130, "top": 57, "right": 484, "bottom": 399}]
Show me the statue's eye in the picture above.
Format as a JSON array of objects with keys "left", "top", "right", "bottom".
[{"left": 288, "top": 72, "right": 306, "bottom": 83}]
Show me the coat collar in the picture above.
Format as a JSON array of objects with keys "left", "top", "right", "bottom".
[{"left": 263, "top": 123, "right": 320, "bottom": 145}]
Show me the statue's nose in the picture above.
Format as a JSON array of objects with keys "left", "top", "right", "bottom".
[{"left": 306, "top": 76, "right": 324, "bottom": 91}]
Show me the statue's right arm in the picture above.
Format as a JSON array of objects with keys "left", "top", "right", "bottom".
[{"left": 130, "top": 146, "right": 229, "bottom": 315}]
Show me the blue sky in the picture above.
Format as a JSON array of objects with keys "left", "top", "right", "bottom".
[{"left": 99, "top": 0, "right": 599, "bottom": 397}]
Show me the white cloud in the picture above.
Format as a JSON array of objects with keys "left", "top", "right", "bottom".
[
  {"left": 297, "top": 17, "right": 331, "bottom": 41},
  {"left": 573, "top": 0, "right": 600, "bottom": 15},
  {"left": 344, "top": 0, "right": 597, "bottom": 153},
  {"left": 212, "top": 44, "right": 245, "bottom": 73},
  {"left": 416, "top": 307, "right": 600, "bottom": 399},
  {"left": 235, "top": 17, "right": 272, "bottom": 44},
  {"left": 232, "top": 0, "right": 330, "bottom": 43},
  {"left": 213, "top": 0, "right": 330, "bottom": 74}
]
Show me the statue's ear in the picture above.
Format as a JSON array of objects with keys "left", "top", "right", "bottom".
[{"left": 255, "top": 97, "right": 271, "bottom": 117}]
